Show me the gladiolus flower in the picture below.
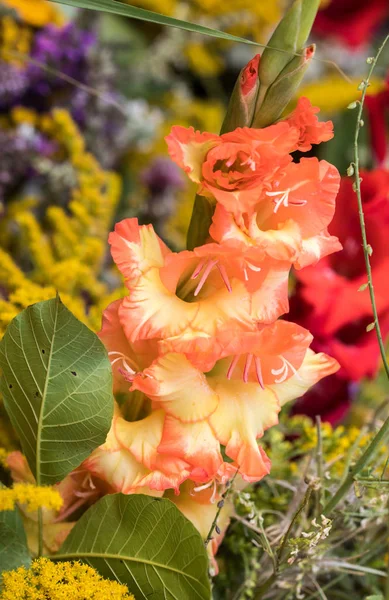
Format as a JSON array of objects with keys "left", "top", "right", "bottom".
[
  {"left": 89, "top": 92, "right": 341, "bottom": 557},
  {"left": 166, "top": 100, "right": 341, "bottom": 269}
]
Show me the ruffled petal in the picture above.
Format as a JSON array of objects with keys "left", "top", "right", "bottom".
[
  {"left": 158, "top": 416, "right": 223, "bottom": 482},
  {"left": 250, "top": 260, "right": 290, "bottom": 324},
  {"left": 131, "top": 353, "right": 219, "bottom": 422},
  {"left": 109, "top": 218, "right": 170, "bottom": 283},
  {"left": 165, "top": 126, "right": 219, "bottom": 183},
  {"left": 286, "top": 97, "right": 334, "bottom": 152},
  {"left": 207, "top": 372, "right": 279, "bottom": 481},
  {"left": 83, "top": 446, "right": 146, "bottom": 494},
  {"left": 165, "top": 481, "right": 234, "bottom": 570},
  {"left": 98, "top": 299, "right": 158, "bottom": 393},
  {"left": 261, "top": 158, "right": 340, "bottom": 239},
  {"left": 270, "top": 349, "right": 340, "bottom": 407},
  {"left": 294, "top": 230, "right": 342, "bottom": 269}
]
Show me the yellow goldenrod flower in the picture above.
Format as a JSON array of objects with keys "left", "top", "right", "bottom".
[
  {"left": 0, "top": 447, "right": 9, "bottom": 467},
  {"left": 185, "top": 43, "right": 224, "bottom": 77},
  {"left": 2, "top": 0, "right": 64, "bottom": 27},
  {"left": 296, "top": 76, "right": 386, "bottom": 114},
  {"left": 0, "top": 558, "right": 135, "bottom": 599},
  {"left": 0, "top": 483, "right": 63, "bottom": 513},
  {"left": 0, "top": 15, "right": 31, "bottom": 65},
  {"left": 0, "top": 109, "right": 121, "bottom": 335}
]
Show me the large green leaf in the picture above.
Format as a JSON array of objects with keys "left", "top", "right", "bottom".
[
  {"left": 49, "top": 0, "right": 258, "bottom": 46},
  {"left": 0, "top": 296, "right": 113, "bottom": 486},
  {"left": 0, "top": 499, "right": 31, "bottom": 575},
  {"left": 56, "top": 494, "right": 212, "bottom": 600}
]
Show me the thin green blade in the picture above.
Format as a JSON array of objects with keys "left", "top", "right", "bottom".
[{"left": 49, "top": 0, "right": 258, "bottom": 46}]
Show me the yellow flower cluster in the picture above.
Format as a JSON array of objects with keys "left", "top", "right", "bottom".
[
  {"left": 2, "top": 0, "right": 64, "bottom": 28},
  {"left": 0, "top": 108, "right": 122, "bottom": 335},
  {"left": 0, "top": 558, "right": 135, "bottom": 600},
  {"left": 0, "top": 15, "right": 31, "bottom": 65},
  {"left": 284, "top": 416, "right": 388, "bottom": 478},
  {"left": 0, "top": 483, "right": 63, "bottom": 512},
  {"left": 0, "top": 447, "right": 9, "bottom": 466}
]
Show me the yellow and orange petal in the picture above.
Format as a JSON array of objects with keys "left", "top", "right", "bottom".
[
  {"left": 165, "top": 126, "right": 219, "bottom": 183},
  {"left": 131, "top": 353, "right": 219, "bottom": 422},
  {"left": 269, "top": 349, "right": 340, "bottom": 407},
  {"left": 158, "top": 416, "right": 223, "bottom": 482}
]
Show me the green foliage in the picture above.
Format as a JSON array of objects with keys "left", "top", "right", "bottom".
[
  {"left": 56, "top": 493, "right": 212, "bottom": 600},
  {"left": 0, "top": 296, "right": 113, "bottom": 486},
  {"left": 0, "top": 496, "right": 31, "bottom": 576}
]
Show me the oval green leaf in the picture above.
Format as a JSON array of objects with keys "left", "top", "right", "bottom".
[
  {"left": 0, "top": 498, "right": 31, "bottom": 575},
  {"left": 56, "top": 494, "right": 212, "bottom": 600},
  {"left": 0, "top": 296, "right": 113, "bottom": 486}
]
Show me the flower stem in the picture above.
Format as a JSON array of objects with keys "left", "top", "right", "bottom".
[
  {"left": 351, "top": 33, "right": 389, "bottom": 382},
  {"left": 38, "top": 507, "right": 44, "bottom": 557},
  {"left": 323, "top": 414, "right": 389, "bottom": 514},
  {"left": 204, "top": 469, "right": 238, "bottom": 548},
  {"left": 323, "top": 34, "right": 389, "bottom": 516}
]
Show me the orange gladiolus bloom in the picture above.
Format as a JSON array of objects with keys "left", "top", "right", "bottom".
[
  {"left": 84, "top": 95, "right": 341, "bottom": 555},
  {"left": 167, "top": 97, "right": 341, "bottom": 269}
]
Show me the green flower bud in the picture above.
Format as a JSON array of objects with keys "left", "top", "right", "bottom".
[
  {"left": 253, "top": 44, "right": 315, "bottom": 129},
  {"left": 258, "top": 0, "right": 320, "bottom": 87}
]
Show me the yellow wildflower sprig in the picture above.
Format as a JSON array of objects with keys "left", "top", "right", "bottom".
[
  {"left": 0, "top": 109, "right": 121, "bottom": 335},
  {"left": 1, "top": 558, "right": 134, "bottom": 599},
  {"left": 0, "top": 483, "right": 63, "bottom": 513}
]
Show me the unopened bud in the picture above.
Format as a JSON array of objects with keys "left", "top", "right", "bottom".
[
  {"left": 253, "top": 45, "right": 315, "bottom": 128},
  {"left": 220, "top": 54, "right": 261, "bottom": 133}
]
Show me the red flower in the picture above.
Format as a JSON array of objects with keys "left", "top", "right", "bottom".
[
  {"left": 314, "top": 0, "right": 389, "bottom": 48},
  {"left": 292, "top": 168, "right": 389, "bottom": 382}
]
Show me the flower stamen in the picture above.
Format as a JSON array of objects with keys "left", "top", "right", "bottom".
[
  {"left": 271, "top": 355, "right": 302, "bottom": 383},
  {"left": 227, "top": 354, "right": 240, "bottom": 379},
  {"left": 266, "top": 188, "right": 307, "bottom": 213},
  {"left": 243, "top": 353, "right": 253, "bottom": 383},
  {"left": 254, "top": 356, "right": 265, "bottom": 389}
]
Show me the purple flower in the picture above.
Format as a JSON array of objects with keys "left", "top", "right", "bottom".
[
  {"left": 0, "top": 60, "right": 28, "bottom": 110},
  {"left": 27, "top": 22, "right": 96, "bottom": 103},
  {"left": 142, "top": 157, "right": 185, "bottom": 194}
]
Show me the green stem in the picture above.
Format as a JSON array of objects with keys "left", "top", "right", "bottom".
[
  {"left": 315, "top": 416, "right": 324, "bottom": 516},
  {"left": 351, "top": 34, "right": 389, "bottom": 382},
  {"left": 254, "top": 485, "right": 313, "bottom": 598},
  {"left": 323, "top": 415, "right": 389, "bottom": 514},
  {"left": 38, "top": 507, "right": 44, "bottom": 557},
  {"left": 322, "top": 34, "right": 389, "bottom": 515},
  {"left": 204, "top": 469, "right": 239, "bottom": 548}
]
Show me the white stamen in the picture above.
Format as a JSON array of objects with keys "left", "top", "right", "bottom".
[
  {"left": 246, "top": 261, "right": 262, "bottom": 272},
  {"left": 193, "top": 480, "right": 213, "bottom": 493},
  {"left": 266, "top": 189, "right": 290, "bottom": 213},
  {"left": 241, "top": 156, "right": 256, "bottom": 171},
  {"left": 108, "top": 351, "right": 137, "bottom": 377},
  {"left": 266, "top": 188, "right": 307, "bottom": 213},
  {"left": 271, "top": 355, "right": 303, "bottom": 384}
]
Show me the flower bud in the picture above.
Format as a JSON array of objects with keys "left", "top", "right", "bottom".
[
  {"left": 253, "top": 44, "right": 315, "bottom": 129},
  {"left": 258, "top": 0, "right": 320, "bottom": 87},
  {"left": 220, "top": 54, "right": 261, "bottom": 134}
]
